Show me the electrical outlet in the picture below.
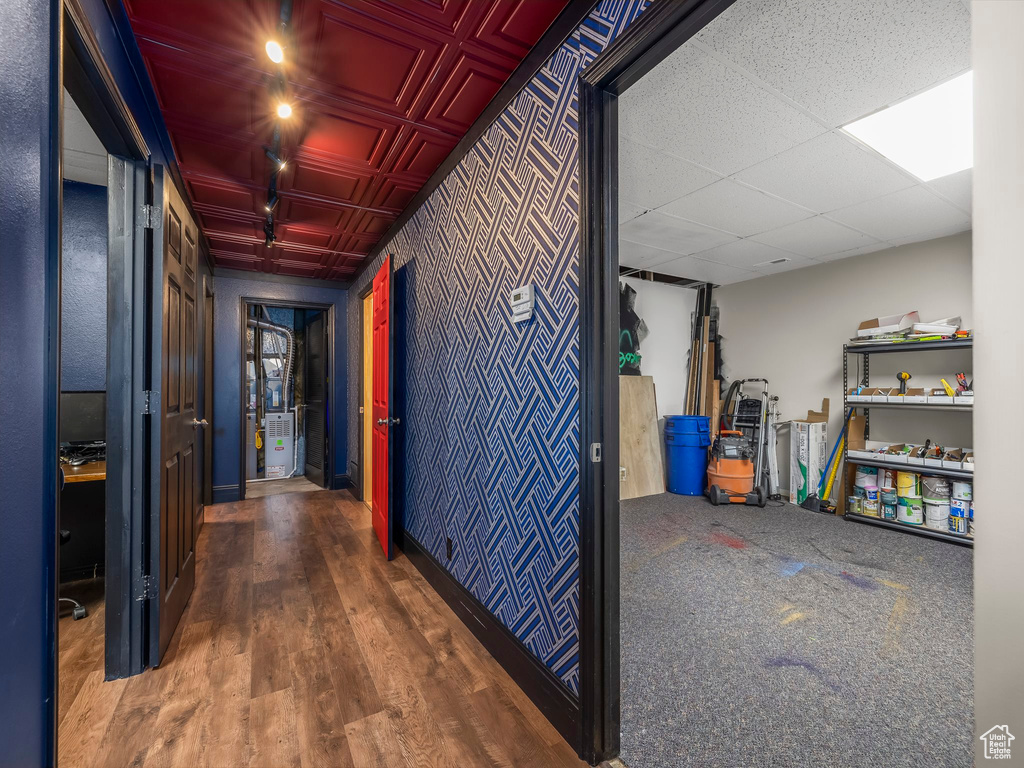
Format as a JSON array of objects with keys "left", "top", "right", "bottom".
[
  {"left": 620, "top": 466, "right": 627, "bottom": 482},
  {"left": 446, "top": 537, "right": 453, "bottom": 560}
]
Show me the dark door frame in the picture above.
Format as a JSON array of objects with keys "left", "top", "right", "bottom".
[
  {"left": 237, "top": 298, "right": 334, "bottom": 500},
  {"left": 576, "top": 0, "right": 735, "bottom": 762},
  {"left": 202, "top": 277, "right": 215, "bottom": 514},
  {"left": 64, "top": 0, "right": 155, "bottom": 686}
]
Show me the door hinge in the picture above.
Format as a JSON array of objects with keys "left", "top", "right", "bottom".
[
  {"left": 590, "top": 442, "right": 602, "bottom": 463},
  {"left": 141, "top": 390, "right": 157, "bottom": 415},
  {"left": 135, "top": 574, "right": 157, "bottom": 602},
  {"left": 141, "top": 204, "right": 161, "bottom": 230}
]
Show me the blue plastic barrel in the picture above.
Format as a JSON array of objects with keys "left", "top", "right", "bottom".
[{"left": 664, "top": 415, "right": 711, "bottom": 495}]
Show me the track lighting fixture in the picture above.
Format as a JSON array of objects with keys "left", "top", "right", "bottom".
[
  {"left": 265, "top": 194, "right": 279, "bottom": 213},
  {"left": 265, "top": 40, "right": 284, "bottom": 63},
  {"left": 276, "top": 102, "right": 293, "bottom": 119},
  {"left": 264, "top": 147, "right": 286, "bottom": 171}
]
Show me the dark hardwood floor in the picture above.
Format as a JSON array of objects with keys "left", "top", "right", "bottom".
[{"left": 57, "top": 489, "right": 585, "bottom": 767}]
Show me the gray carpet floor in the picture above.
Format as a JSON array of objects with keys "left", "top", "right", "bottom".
[{"left": 620, "top": 494, "right": 973, "bottom": 768}]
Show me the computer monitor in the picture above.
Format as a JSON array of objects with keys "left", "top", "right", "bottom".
[{"left": 60, "top": 391, "right": 106, "bottom": 444}]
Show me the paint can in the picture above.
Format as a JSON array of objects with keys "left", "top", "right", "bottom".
[
  {"left": 880, "top": 488, "right": 898, "bottom": 521},
  {"left": 970, "top": 501, "right": 975, "bottom": 535},
  {"left": 921, "top": 475, "right": 951, "bottom": 499},
  {"left": 847, "top": 496, "right": 862, "bottom": 516},
  {"left": 896, "top": 471, "right": 920, "bottom": 497},
  {"left": 877, "top": 468, "right": 896, "bottom": 492},
  {"left": 862, "top": 485, "right": 879, "bottom": 517},
  {"left": 854, "top": 486, "right": 866, "bottom": 499},
  {"left": 897, "top": 494, "right": 924, "bottom": 525},
  {"left": 855, "top": 466, "right": 878, "bottom": 489},
  {"left": 949, "top": 498, "right": 969, "bottom": 535},
  {"left": 923, "top": 497, "right": 950, "bottom": 531},
  {"left": 951, "top": 481, "right": 973, "bottom": 501}
]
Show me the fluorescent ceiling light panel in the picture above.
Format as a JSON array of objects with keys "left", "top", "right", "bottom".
[{"left": 842, "top": 71, "right": 972, "bottom": 182}]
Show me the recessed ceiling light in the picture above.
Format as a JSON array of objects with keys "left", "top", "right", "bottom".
[
  {"left": 842, "top": 71, "right": 972, "bottom": 182},
  {"left": 265, "top": 40, "right": 284, "bottom": 64},
  {"left": 276, "top": 102, "right": 292, "bottom": 119}
]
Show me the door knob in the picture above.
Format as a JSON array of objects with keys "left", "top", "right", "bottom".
[
  {"left": 377, "top": 418, "right": 387, "bottom": 426},
  {"left": 192, "top": 418, "right": 209, "bottom": 428},
  {"left": 389, "top": 417, "right": 401, "bottom": 426}
]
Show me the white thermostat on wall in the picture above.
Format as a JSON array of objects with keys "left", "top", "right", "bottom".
[{"left": 511, "top": 284, "right": 534, "bottom": 323}]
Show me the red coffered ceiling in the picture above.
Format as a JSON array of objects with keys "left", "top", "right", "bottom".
[{"left": 124, "top": 0, "right": 569, "bottom": 281}]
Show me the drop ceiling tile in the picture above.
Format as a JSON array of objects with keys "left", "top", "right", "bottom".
[
  {"left": 811, "top": 241, "right": 892, "bottom": 263},
  {"left": 619, "top": 137, "right": 720, "bottom": 209},
  {"left": 751, "top": 215, "right": 880, "bottom": 257},
  {"left": 619, "top": 43, "right": 825, "bottom": 175},
  {"left": 926, "top": 168, "right": 972, "bottom": 213},
  {"left": 654, "top": 255, "right": 757, "bottom": 285},
  {"left": 688, "top": 238, "right": 804, "bottom": 269},
  {"left": 659, "top": 178, "right": 813, "bottom": 236},
  {"left": 618, "top": 239, "right": 688, "bottom": 271},
  {"left": 735, "top": 132, "right": 915, "bottom": 212},
  {"left": 619, "top": 211, "right": 737, "bottom": 256},
  {"left": 826, "top": 186, "right": 971, "bottom": 242},
  {"left": 887, "top": 224, "right": 972, "bottom": 248},
  {"left": 748, "top": 253, "right": 818, "bottom": 276},
  {"left": 695, "top": 0, "right": 971, "bottom": 126},
  {"left": 619, "top": 200, "right": 648, "bottom": 225}
]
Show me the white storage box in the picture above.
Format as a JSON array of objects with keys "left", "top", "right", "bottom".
[{"left": 790, "top": 400, "right": 828, "bottom": 505}]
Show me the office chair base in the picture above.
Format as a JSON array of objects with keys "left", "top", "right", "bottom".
[{"left": 59, "top": 597, "right": 88, "bottom": 621}]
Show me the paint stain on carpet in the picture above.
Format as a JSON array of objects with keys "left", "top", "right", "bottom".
[
  {"left": 765, "top": 655, "right": 840, "bottom": 692},
  {"left": 711, "top": 532, "right": 747, "bottom": 549},
  {"left": 780, "top": 559, "right": 807, "bottom": 577},
  {"left": 840, "top": 571, "right": 879, "bottom": 590}
]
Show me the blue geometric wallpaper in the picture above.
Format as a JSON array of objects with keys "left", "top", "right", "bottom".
[{"left": 346, "top": 0, "right": 648, "bottom": 694}]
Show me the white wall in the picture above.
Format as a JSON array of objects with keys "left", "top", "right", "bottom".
[
  {"left": 973, "top": 1, "right": 1024, "bottom": 756},
  {"left": 715, "top": 232, "right": 972, "bottom": 488},
  {"left": 620, "top": 277, "right": 697, "bottom": 419}
]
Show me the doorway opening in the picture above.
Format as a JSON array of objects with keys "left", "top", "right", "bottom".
[
  {"left": 582, "top": 0, "right": 974, "bottom": 765},
  {"left": 243, "top": 302, "right": 330, "bottom": 500}
]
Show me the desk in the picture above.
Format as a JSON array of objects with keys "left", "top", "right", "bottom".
[
  {"left": 60, "top": 460, "right": 106, "bottom": 581},
  {"left": 63, "top": 460, "right": 106, "bottom": 484}
]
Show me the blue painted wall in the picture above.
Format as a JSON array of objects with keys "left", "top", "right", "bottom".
[
  {"left": 346, "top": 0, "right": 648, "bottom": 695},
  {"left": 213, "top": 275, "right": 348, "bottom": 502},
  {"left": 1, "top": 0, "right": 213, "bottom": 760},
  {"left": 0, "top": 1, "right": 60, "bottom": 764},
  {"left": 61, "top": 180, "right": 108, "bottom": 391}
]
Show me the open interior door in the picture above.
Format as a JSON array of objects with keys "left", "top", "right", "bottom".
[
  {"left": 148, "top": 164, "right": 200, "bottom": 664},
  {"left": 303, "top": 311, "right": 328, "bottom": 487},
  {"left": 371, "top": 256, "right": 395, "bottom": 559}
]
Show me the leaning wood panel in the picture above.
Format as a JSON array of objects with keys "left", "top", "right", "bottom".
[{"left": 619, "top": 376, "right": 666, "bottom": 500}]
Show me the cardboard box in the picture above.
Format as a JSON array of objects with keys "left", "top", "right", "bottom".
[
  {"left": 942, "top": 447, "right": 965, "bottom": 470},
  {"left": 856, "top": 310, "right": 920, "bottom": 338},
  {"left": 848, "top": 440, "right": 888, "bottom": 461},
  {"left": 927, "top": 387, "right": 954, "bottom": 405},
  {"left": 790, "top": 399, "right": 829, "bottom": 506},
  {"left": 954, "top": 393, "right": 974, "bottom": 405},
  {"left": 884, "top": 444, "right": 913, "bottom": 464},
  {"left": 962, "top": 451, "right": 974, "bottom": 472},
  {"left": 896, "top": 387, "right": 928, "bottom": 404},
  {"left": 907, "top": 445, "right": 929, "bottom": 466},
  {"left": 847, "top": 387, "right": 870, "bottom": 403},
  {"left": 923, "top": 445, "right": 946, "bottom": 468},
  {"left": 872, "top": 387, "right": 896, "bottom": 403}
]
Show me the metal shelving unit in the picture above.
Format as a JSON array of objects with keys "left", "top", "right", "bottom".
[{"left": 842, "top": 338, "right": 973, "bottom": 547}]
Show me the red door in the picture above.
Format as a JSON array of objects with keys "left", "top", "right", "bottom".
[{"left": 371, "top": 256, "right": 393, "bottom": 559}]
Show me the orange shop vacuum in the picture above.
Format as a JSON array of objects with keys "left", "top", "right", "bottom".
[{"left": 706, "top": 378, "right": 769, "bottom": 507}]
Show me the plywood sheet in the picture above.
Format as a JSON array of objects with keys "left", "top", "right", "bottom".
[{"left": 620, "top": 375, "right": 666, "bottom": 500}]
